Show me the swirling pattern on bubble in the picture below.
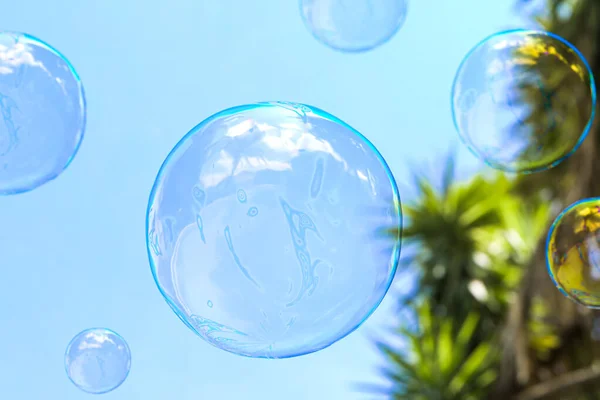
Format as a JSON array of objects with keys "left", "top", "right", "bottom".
[
  {"left": 547, "top": 198, "right": 600, "bottom": 308},
  {"left": 300, "top": 0, "right": 408, "bottom": 53},
  {"left": 236, "top": 189, "right": 247, "bottom": 203},
  {"left": 451, "top": 29, "right": 595, "bottom": 173},
  {"left": 64, "top": 328, "right": 131, "bottom": 394},
  {"left": 279, "top": 197, "right": 324, "bottom": 307},
  {"left": 146, "top": 101, "right": 401, "bottom": 358},
  {"left": 224, "top": 225, "right": 261, "bottom": 289},
  {"left": 0, "top": 32, "right": 86, "bottom": 195}
]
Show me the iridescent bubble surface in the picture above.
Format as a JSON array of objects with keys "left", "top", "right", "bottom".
[
  {"left": 64, "top": 328, "right": 131, "bottom": 394},
  {"left": 0, "top": 32, "right": 86, "bottom": 195},
  {"left": 300, "top": 0, "right": 408, "bottom": 53},
  {"left": 146, "top": 101, "right": 401, "bottom": 358},
  {"left": 546, "top": 198, "right": 600, "bottom": 308},
  {"left": 451, "top": 29, "right": 595, "bottom": 173}
]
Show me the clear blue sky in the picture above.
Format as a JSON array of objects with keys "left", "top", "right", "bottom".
[{"left": 0, "top": 1, "right": 522, "bottom": 399}]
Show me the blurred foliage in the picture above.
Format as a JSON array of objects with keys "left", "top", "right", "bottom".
[
  {"left": 365, "top": 154, "right": 553, "bottom": 398},
  {"left": 364, "top": 303, "right": 499, "bottom": 400},
  {"left": 365, "top": 1, "right": 600, "bottom": 397},
  {"left": 513, "top": 0, "right": 600, "bottom": 201},
  {"left": 385, "top": 155, "right": 550, "bottom": 331},
  {"left": 528, "top": 296, "right": 561, "bottom": 361}
]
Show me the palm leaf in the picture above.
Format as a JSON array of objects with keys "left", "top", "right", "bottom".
[{"left": 360, "top": 304, "right": 499, "bottom": 399}]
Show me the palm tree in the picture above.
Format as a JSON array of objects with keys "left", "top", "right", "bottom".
[
  {"left": 493, "top": 1, "right": 600, "bottom": 398},
  {"left": 367, "top": 1, "right": 600, "bottom": 398},
  {"left": 362, "top": 156, "right": 551, "bottom": 398},
  {"left": 364, "top": 303, "right": 501, "bottom": 400},
  {"left": 394, "top": 158, "right": 547, "bottom": 331}
]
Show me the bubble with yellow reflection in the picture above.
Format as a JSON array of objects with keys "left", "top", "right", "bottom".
[
  {"left": 146, "top": 101, "right": 401, "bottom": 359},
  {"left": 451, "top": 29, "right": 595, "bottom": 173},
  {"left": 64, "top": 328, "right": 131, "bottom": 394},
  {"left": 547, "top": 198, "right": 600, "bottom": 308}
]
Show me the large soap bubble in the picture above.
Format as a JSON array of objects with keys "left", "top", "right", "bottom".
[
  {"left": 65, "top": 328, "right": 131, "bottom": 394},
  {"left": 451, "top": 30, "right": 595, "bottom": 173},
  {"left": 146, "top": 102, "right": 401, "bottom": 358},
  {"left": 300, "top": 0, "right": 408, "bottom": 53},
  {"left": 0, "top": 32, "right": 86, "bottom": 195}
]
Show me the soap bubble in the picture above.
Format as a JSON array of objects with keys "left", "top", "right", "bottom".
[
  {"left": 451, "top": 29, "right": 595, "bottom": 173},
  {"left": 146, "top": 101, "right": 401, "bottom": 358},
  {"left": 300, "top": 0, "right": 408, "bottom": 53},
  {"left": 65, "top": 328, "right": 131, "bottom": 394},
  {"left": 547, "top": 198, "right": 600, "bottom": 308},
  {"left": 0, "top": 32, "right": 86, "bottom": 195}
]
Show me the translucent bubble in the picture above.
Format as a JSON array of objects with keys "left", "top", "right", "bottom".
[
  {"left": 547, "top": 198, "right": 600, "bottom": 308},
  {"left": 64, "top": 328, "right": 131, "bottom": 394},
  {"left": 0, "top": 32, "right": 86, "bottom": 195},
  {"left": 451, "top": 29, "right": 595, "bottom": 173},
  {"left": 146, "top": 101, "right": 401, "bottom": 358},
  {"left": 300, "top": 0, "right": 408, "bottom": 53}
]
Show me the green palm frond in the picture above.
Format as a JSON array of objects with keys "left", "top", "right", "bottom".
[
  {"left": 386, "top": 157, "right": 550, "bottom": 326},
  {"left": 528, "top": 296, "right": 562, "bottom": 360},
  {"left": 359, "top": 303, "right": 499, "bottom": 400}
]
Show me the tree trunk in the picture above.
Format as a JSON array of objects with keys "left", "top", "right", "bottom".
[
  {"left": 492, "top": 102, "right": 600, "bottom": 398},
  {"left": 493, "top": 2, "right": 600, "bottom": 395}
]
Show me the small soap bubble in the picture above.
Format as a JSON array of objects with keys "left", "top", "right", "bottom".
[
  {"left": 207, "top": 300, "right": 214, "bottom": 308},
  {"left": 0, "top": 32, "right": 86, "bottom": 195},
  {"left": 300, "top": 0, "right": 408, "bottom": 53},
  {"left": 451, "top": 29, "right": 595, "bottom": 173},
  {"left": 64, "top": 328, "right": 131, "bottom": 394},
  {"left": 547, "top": 198, "right": 600, "bottom": 308},
  {"left": 146, "top": 101, "right": 401, "bottom": 359}
]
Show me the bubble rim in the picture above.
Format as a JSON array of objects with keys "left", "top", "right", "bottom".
[
  {"left": 298, "top": 0, "right": 409, "bottom": 54},
  {"left": 545, "top": 197, "right": 600, "bottom": 309},
  {"left": 0, "top": 31, "right": 87, "bottom": 196},
  {"left": 64, "top": 327, "right": 132, "bottom": 394},
  {"left": 450, "top": 28, "right": 597, "bottom": 175},
  {"left": 144, "top": 101, "right": 402, "bottom": 358}
]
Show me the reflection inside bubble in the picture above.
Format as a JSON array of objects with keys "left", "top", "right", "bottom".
[
  {"left": 452, "top": 30, "right": 595, "bottom": 173},
  {"left": 0, "top": 31, "right": 85, "bottom": 195},
  {"left": 147, "top": 102, "right": 401, "bottom": 358}
]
